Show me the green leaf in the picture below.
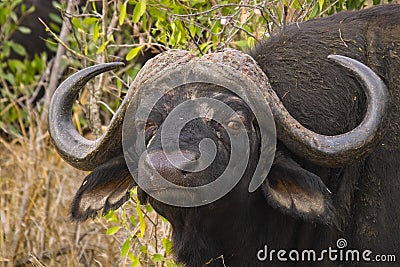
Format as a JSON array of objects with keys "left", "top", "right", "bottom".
[
  {"left": 247, "top": 36, "right": 255, "bottom": 49},
  {"left": 234, "top": 40, "right": 248, "bottom": 49},
  {"left": 142, "top": 12, "right": 147, "bottom": 29},
  {"left": 145, "top": 204, "right": 153, "bottom": 212},
  {"left": 148, "top": 7, "right": 166, "bottom": 21},
  {"left": 71, "top": 17, "right": 83, "bottom": 30},
  {"left": 125, "top": 46, "right": 143, "bottom": 61},
  {"left": 52, "top": 1, "right": 62, "bottom": 10},
  {"left": 107, "top": 33, "right": 115, "bottom": 42},
  {"left": 199, "top": 42, "right": 213, "bottom": 53},
  {"left": 318, "top": 0, "right": 324, "bottom": 11},
  {"left": 96, "top": 40, "right": 110, "bottom": 54},
  {"left": 93, "top": 23, "right": 100, "bottom": 42},
  {"left": 11, "top": 43, "right": 26, "bottom": 56},
  {"left": 33, "top": 54, "right": 44, "bottom": 72},
  {"left": 189, "top": 24, "right": 196, "bottom": 37},
  {"left": 119, "top": 1, "right": 127, "bottom": 25},
  {"left": 2, "top": 41, "right": 11, "bottom": 57},
  {"left": 131, "top": 256, "right": 140, "bottom": 267},
  {"left": 83, "top": 17, "right": 98, "bottom": 25},
  {"left": 160, "top": 216, "right": 169, "bottom": 223},
  {"left": 49, "top": 12, "right": 63, "bottom": 24},
  {"left": 121, "top": 238, "right": 131, "bottom": 257},
  {"left": 166, "top": 262, "right": 181, "bottom": 267},
  {"left": 152, "top": 253, "right": 165, "bottom": 262},
  {"left": 49, "top": 22, "right": 60, "bottom": 33},
  {"left": 17, "top": 26, "right": 31, "bottom": 34},
  {"left": 105, "top": 210, "right": 118, "bottom": 222},
  {"left": 132, "top": 0, "right": 146, "bottom": 23},
  {"left": 117, "top": 78, "right": 122, "bottom": 94},
  {"left": 136, "top": 205, "right": 146, "bottom": 238},
  {"left": 106, "top": 226, "right": 121, "bottom": 235},
  {"left": 162, "top": 237, "right": 173, "bottom": 255},
  {"left": 4, "top": 72, "right": 15, "bottom": 85},
  {"left": 170, "top": 20, "right": 184, "bottom": 46},
  {"left": 10, "top": 12, "right": 18, "bottom": 23},
  {"left": 20, "top": 3, "right": 26, "bottom": 13},
  {"left": 139, "top": 245, "right": 147, "bottom": 254}
]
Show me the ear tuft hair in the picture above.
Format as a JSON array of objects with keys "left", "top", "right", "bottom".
[
  {"left": 262, "top": 148, "right": 336, "bottom": 225},
  {"left": 70, "top": 156, "right": 136, "bottom": 221}
]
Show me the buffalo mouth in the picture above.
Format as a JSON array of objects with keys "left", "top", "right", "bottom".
[{"left": 139, "top": 150, "right": 208, "bottom": 187}]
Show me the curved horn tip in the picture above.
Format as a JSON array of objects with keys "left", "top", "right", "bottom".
[
  {"left": 107, "top": 61, "right": 125, "bottom": 67},
  {"left": 327, "top": 54, "right": 368, "bottom": 70},
  {"left": 91, "top": 61, "right": 125, "bottom": 72},
  {"left": 48, "top": 61, "right": 125, "bottom": 171},
  {"left": 98, "top": 61, "right": 125, "bottom": 69}
]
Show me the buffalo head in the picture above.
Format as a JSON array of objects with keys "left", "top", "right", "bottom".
[{"left": 48, "top": 48, "right": 388, "bottom": 264}]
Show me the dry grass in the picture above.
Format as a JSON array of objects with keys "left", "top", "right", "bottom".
[
  {"left": 0, "top": 129, "right": 174, "bottom": 266},
  {"left": 0, "top": 136, "right": 119, "bottom": 266}
]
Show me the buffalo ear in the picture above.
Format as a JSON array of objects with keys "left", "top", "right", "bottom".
[
  {"left": 70, "top": 156, "right": 136, "bottom": 221},
  {"left": 262, "top": 149, "right": 335, "bottom": 225}
]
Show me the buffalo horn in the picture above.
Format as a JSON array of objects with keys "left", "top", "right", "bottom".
[
  {"left": 49, "top": 51, "right": 194, "bottom": 171},
  {"left": 199, "top": 50, "right": 389, "bottom": 167},
  {"left": 272, "top": 55, "right": 389, "bottom": 166}
]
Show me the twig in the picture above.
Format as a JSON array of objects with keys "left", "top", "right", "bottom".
[
  {"left": 37, "top": 18, "right": 95, "bottom": 63},
  {"left": 28, "top": 59, "right": 54, "bottom": 107},
  {"left": 88, "top": 0, "right": 112, "bottom": 137},
  {"left": 231, "top": 24, "right": 257, "bottom": 40},
  {"left": 173, "top": 3, "right": 263, "bottom": 17},
  {"left": 98, "top": 101, "right": 116, "bottom": 115},
  {"left": 181, "top": 21, "right": 203, "bottom": 55},
  {"left": 319, "top": 0, "right": 340, "bottom": 17},
  {"left": 338, "top": 28, "right": 348, "bottom": 47},
  {"left": 107, "top": 43, "right": 168, "bottom": 49},
  {"left": 39, "top": 0, "right": 82, "bottom": 134}
]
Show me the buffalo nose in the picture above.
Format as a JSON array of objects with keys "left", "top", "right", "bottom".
[{"left": 143, "top": 151, "right": 198, "bottom": 183}]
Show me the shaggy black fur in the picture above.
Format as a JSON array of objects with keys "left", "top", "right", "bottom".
[
  {"left": 70, "top": 5, "right": 400, "bottom": 267},
  {"left": 250, "top": 3, "right": 400, "bottom": 263}
]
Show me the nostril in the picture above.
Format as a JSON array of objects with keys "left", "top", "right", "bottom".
[
  {"left": 181, "top": 170, "right": 190, "bottom": 176},
  {"left": 143, "top": 151, "right": 199, "bottom": 178},
  {"left": 181, "top": 151, "right": 199, "bottom": 162}
]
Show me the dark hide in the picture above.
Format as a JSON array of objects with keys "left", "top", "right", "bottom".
[{"left": 70, "top": 5, "right": 400, "bottom": 267}]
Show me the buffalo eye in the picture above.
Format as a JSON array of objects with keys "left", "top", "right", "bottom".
[
  {"left": 136, "top": 120, "right": 158, "bottom": 132},
  {"left": 226, "top": 115, "right": 246, "bottom": 132},
  {"left": 136, "top": 120, "right": 158, "bottom": 144},
  {"left": 227, "top": 120, "right": 241, "bottom": 130},
  {"left": 144, "top": 121, "right": 157, "bottom": 131}
]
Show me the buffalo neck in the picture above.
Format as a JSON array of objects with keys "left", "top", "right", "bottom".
[{"left": 169, "top": 187, "right": 324, "bottom": 266}]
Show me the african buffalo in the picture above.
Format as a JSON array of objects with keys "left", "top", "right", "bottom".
[{"left": 49, "top": 5, "right": 399, "bottom": 266}]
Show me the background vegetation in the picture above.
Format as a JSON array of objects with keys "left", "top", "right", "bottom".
[{"left": 0, "top": 0, "right": 395, "bottom": 266}]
